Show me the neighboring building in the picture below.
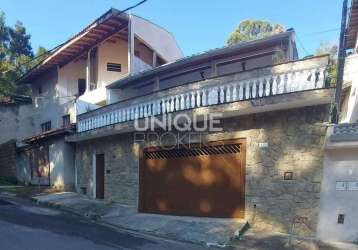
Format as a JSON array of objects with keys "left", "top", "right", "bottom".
[
  {"left": 0, "top": 95, "right": 32, "bottom": 181},
  {"left": 67, "top": 30, "right": 335, "bottom": 236},
  {"left": 13, "top": 8, "right": 183, "bottom": 190},
  {"left": 317, "top": 0, "right": 358, "bottom": 243}
]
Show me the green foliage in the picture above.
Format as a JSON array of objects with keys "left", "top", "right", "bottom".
[
  {"left": 315, "top": 42, "right": 337, "bottom": 87},
  {"left": 0, "top": 11, "right": 45, "bottom": 97},
  {"left": 227, "top": 20, "right": 284, "bottom": 45}
]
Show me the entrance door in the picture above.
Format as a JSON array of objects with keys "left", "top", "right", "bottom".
[
  {"left": 30, "top": 145, "right": 50, "bottom": 186},
  {"left": 96, "top": 154, "right": 105, "bottom": 199},
  {"left": 139, "top": 139, "right": 246, "bottom": 218}
]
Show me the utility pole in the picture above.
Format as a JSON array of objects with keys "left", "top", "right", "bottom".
[{"left": 332, "top": 0, "right": 349, "bottom": 124}]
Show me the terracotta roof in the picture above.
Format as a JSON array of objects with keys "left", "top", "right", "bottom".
[
  {"left": 0, "top": 94, "right": 32, "bottom": 105},
  {"left": 22, "top": 125, "right": 75, "bottom": 144},
  {"left": 17, "top": 8, "right": 129, "bottom": 84}
]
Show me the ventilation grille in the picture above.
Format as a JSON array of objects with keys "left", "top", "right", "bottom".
[
  {"left": 107, "top": 62, "right": 121, "bottom": 72},
  {"left": 145, "top": 144, "right": 241, "bottom": 159}
]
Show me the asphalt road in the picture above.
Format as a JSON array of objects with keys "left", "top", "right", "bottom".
[{"left": 0, "top": 196, "right": 208, "bottom": 250}]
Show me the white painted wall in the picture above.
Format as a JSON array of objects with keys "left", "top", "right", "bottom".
[
  {"left": 318, "top": 127, "right": 358, "bottom": 243},
  {"left": 49, "top": 139, "right": 75, "bottom": 190},
  {"left": 342, "top": 54, "right": 358, "bottom": 123},
  {"left": 131, "top": 15, "right": 183, "bottom": 62}
]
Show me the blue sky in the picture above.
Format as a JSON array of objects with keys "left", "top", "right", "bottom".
[{"left": 1, "top": 0, "right": 343, "bottom": 58}]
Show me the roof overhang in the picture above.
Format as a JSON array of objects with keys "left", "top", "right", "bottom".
[
  {"left": 23, "top": 125, "right": 75, "bottom": 144},
  {"left": 18, "top": 8, "right": 129, "bottom": 84},
  {"left": 346, "top": 0, "right": 358, "bottom": 49}
]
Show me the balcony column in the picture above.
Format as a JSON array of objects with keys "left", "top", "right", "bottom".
[
  {"left": 86, "top": 49, "right": 91, "bottom": 92},
  {"left": 128, "top": 14, "right": 134, "bottom": 74},
  {"left": 152, "top": 51, "right": 157, "bottom": 67}
]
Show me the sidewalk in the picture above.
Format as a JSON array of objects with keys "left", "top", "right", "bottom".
[
  {"left": 32, "top": 192, "right": 358, "bottom": 250},
  {"left": 32, "top": 192, "right": 246, "bottom": 245}
]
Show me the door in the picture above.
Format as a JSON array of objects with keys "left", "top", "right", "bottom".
[
  {"left": 30, "top": 145, "right": 50, "bottom": 186},
  {"left": 96, "top": 154, "right": 105, "bottom": 199},
  {"left": 139, "top": 139, "right": 246, "bottom": 218}
]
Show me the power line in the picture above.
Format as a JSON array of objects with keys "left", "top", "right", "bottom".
[{"left": 295, "top": 33, "right": 310, "bottom": 56}]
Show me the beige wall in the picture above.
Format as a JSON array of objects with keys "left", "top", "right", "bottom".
[{"left": 97, "top": 39, "right": 129, "bottom": 88}]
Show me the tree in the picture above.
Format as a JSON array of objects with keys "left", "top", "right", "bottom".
[
  {"left": 227, "top": 20, "right": 284, "bottom": 45},
  {"left": 315, "top": 42, "right": 337, "bottom": 86},
  {"left": 0, "top": 11, "right": 42, "bottom": 97},
  {"left": 8, "top": 21, "right": 33, "bottom": 62}
]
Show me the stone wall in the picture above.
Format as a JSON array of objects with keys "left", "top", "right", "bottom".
[
  {"left": 75, "top": 105, "right": 330, "bottom": 236},
  {"left": 0, "top": 140, "right": 17, "bottom": 178}
]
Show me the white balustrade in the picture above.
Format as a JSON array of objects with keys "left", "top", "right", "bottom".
[{"left": 77, "top": 65, "right": 327, "bottom": 132}]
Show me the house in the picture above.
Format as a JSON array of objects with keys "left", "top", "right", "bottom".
[
  {"left": 13, "top": 8, "right": 183, "bottom": 189},
  {"left": 67, "top": 28, "right": 335, "bottom": 236},
  {"left": 317, "top": 0, "right": 358, "bottom": 242}
]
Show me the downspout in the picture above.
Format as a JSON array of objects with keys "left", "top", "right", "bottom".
[
  {"left": 127, "top": 13, "right": 134, "bottom": 75},
  {"left": 332, "top": 0, "right": 349, "bottom": 124}
]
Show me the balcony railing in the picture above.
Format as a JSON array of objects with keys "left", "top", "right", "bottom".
[
  {"left": 77, "top": 56, "right": 328, "bottom": 133},
  {"left": 331, "top": 123, "right": 358, "bottom": 142}
]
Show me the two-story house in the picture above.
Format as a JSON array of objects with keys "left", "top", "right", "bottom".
[
  {"left": 15, "top": 8, "right": 183, "bottom": 189},
  {"left": 67, "top": 29, "right": 335, "bottom": 237}
]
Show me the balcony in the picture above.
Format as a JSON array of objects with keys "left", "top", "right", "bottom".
[{"left": 75, "top": 56, "right": 331, "bottom": 135}]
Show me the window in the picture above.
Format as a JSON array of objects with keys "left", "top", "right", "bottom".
[
  {"left": 62, "top": 115, "right": 71, "bottom": 127},
  {"left": 78, "top": 79, "right": 86, "bottom": 96},
  {"left": 107, "top": 62, "right": 121, "bottom": 72},
  {"left": 41, "top": 121, "right": 51, "bottom": 133}
]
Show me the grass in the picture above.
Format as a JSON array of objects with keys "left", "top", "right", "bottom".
[{"left": 0, "top": 183, "right": 54, "bottom": 199}]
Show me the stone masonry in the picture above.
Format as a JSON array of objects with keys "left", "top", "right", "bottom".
[{"left": 75, "top": 104, "right": 330, "bottom": 237}]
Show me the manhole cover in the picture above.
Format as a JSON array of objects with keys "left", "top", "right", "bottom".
[{"left": 0, "top": 199, "right": 13, "bottom": 205}]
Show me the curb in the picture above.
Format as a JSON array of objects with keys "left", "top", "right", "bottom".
[{"left": 31, "top": 198, "right": 212, "bottom": 247}]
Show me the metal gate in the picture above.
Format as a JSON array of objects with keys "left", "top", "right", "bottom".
[{"left": 139, "top": 139, "right": 246, "bottom": 218}]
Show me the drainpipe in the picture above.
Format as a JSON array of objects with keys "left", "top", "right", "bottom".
[
  {"left": 86, "top": 48, "right": 92, "bottom": 92},
  {"left": 332, "top": 0, "right": 348, "bottom": 124},
  {"left": 127, "top": 13, "right": 134, "bottom": 75}
]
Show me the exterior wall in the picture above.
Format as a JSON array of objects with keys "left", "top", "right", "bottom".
[
  {"left": 58, "top": 58, "right": 86, "bottom": 100},
  {"left": 0, "top": 105, "right": 19, "bottom": 144},
  {"left": 131, "top": 15, "right": 183, "bottom": 62},
  {"left": 108, "top": 41, "right": 294, "bottom": 104},
  {"left": 31, "top": 68, "right": 76, "bottom": 134},
  {"left": 0, "top": 140, "right": 16, "bottom": 178},
  {"left": 75, "top": 105, "right": 330, "bottom": 236},
  {"left": 97, "top": 39, "right": 129, "bottom": 88},
  {"left": 318, "top": 147, "right": 358, "bottom": 243},
  {"left": 49, "top": 139, "right": 75, "bottom": 190},
  {"left": 342, "top": 54, "right": 358, "bottom": 123}
]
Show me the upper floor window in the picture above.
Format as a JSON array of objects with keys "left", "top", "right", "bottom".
[
  {"left": 62, "top": 115, "right": 71, "bottom": 127},
  {"left": 41, "top": 121, "right": 51, "bottom": 133},
  {"left": 78, "top": 79, "right": 86, "bottom": 96},
  {"left": 107, "top": 62, "right": 121, "bottom": 72}
]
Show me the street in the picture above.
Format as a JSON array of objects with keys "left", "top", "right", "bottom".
[{"left": 0, "top": 197, "right": 208, "bottom": 250}]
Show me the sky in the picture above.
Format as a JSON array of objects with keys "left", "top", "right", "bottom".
[{"left": 0, "top": 0, "right": 343, "bottom": 58}]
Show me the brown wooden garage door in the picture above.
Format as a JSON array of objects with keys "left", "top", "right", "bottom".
[{"left": 139, "top": 139, "right": 246, "bottom": 218}]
